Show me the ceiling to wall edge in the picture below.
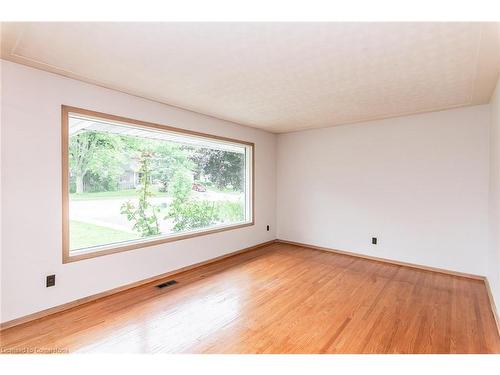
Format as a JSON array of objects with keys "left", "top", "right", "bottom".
[
  {"left": 3, "top": 54, "right": 497, "bottom": 136},
  {"left": 0, "top": 55, "right": 275, "bottom": 136},
  {"left": 1, "top": 22, "right": 499, "bottom": 134}
]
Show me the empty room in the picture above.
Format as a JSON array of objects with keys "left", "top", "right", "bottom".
[{"left": 2, "top": 7, "right": 500, "bottom": 366}]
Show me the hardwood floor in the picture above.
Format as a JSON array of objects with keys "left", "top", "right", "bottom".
[{"left": 1, "top": 242, "right": 499, "bottom": 354}]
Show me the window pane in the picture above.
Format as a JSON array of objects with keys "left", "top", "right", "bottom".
[{"left": 67, "top": 113, "right": 252, "bottom": 254}]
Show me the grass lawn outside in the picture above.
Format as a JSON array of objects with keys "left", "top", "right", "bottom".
[
  {"left": 70, "top": 220, "right": 139, "bottom": 250},
  {"left": 70, "top": 188, "right": 169, "bottom": 201},
  {"left": 69, "top": 188, "right": 245, "bottom": 251},
  {"left": 206, "top": 186, "right": 242, "bottom": 195}
]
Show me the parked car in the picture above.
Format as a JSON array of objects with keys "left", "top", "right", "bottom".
[{"left": 192, "top": 182, "right": 207, "bottom": 192}]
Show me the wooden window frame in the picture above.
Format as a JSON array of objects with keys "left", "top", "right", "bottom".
[{"left": 61, "top": 105, "right": 255, "bottom": 263}]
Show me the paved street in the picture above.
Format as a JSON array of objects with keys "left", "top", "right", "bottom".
[{"left": 70, "top": 190, "right": 242, "bottom": 234}]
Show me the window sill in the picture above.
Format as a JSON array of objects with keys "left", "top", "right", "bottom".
[{"left": 63, "top": 221, "right": 254, "bottom": 263}]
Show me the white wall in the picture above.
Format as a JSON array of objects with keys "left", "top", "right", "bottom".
[
  {"left": 0, "top": 61, "right": 277, "bottom": 323},
  {"left": 488, "top": 77, "right": 500, "bottom": 315},
  {"left": 277, "top": 106, "right": 490, "bottom": 275}
]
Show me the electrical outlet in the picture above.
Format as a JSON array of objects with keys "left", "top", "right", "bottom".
[
  {"left": 266, "top": 225, "right": 270, "bottom": 231},
  {"left": 372, "top": 237, "right": 377, "bottom": 245},
  {"left": 46, "top": 274, "right": 55, "bottom": 287}
]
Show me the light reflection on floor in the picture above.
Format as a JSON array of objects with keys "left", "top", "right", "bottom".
[{"left": 76, "top": 286, "right": 242, "bottom": 353}]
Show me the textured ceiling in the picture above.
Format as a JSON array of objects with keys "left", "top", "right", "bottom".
[{"left": 1, "top": 22, "right": 499, "bottom": 133}]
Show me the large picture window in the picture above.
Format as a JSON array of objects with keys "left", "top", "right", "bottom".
[{"left": 62, "top": 106, "right": 254, "bottom": 262}]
